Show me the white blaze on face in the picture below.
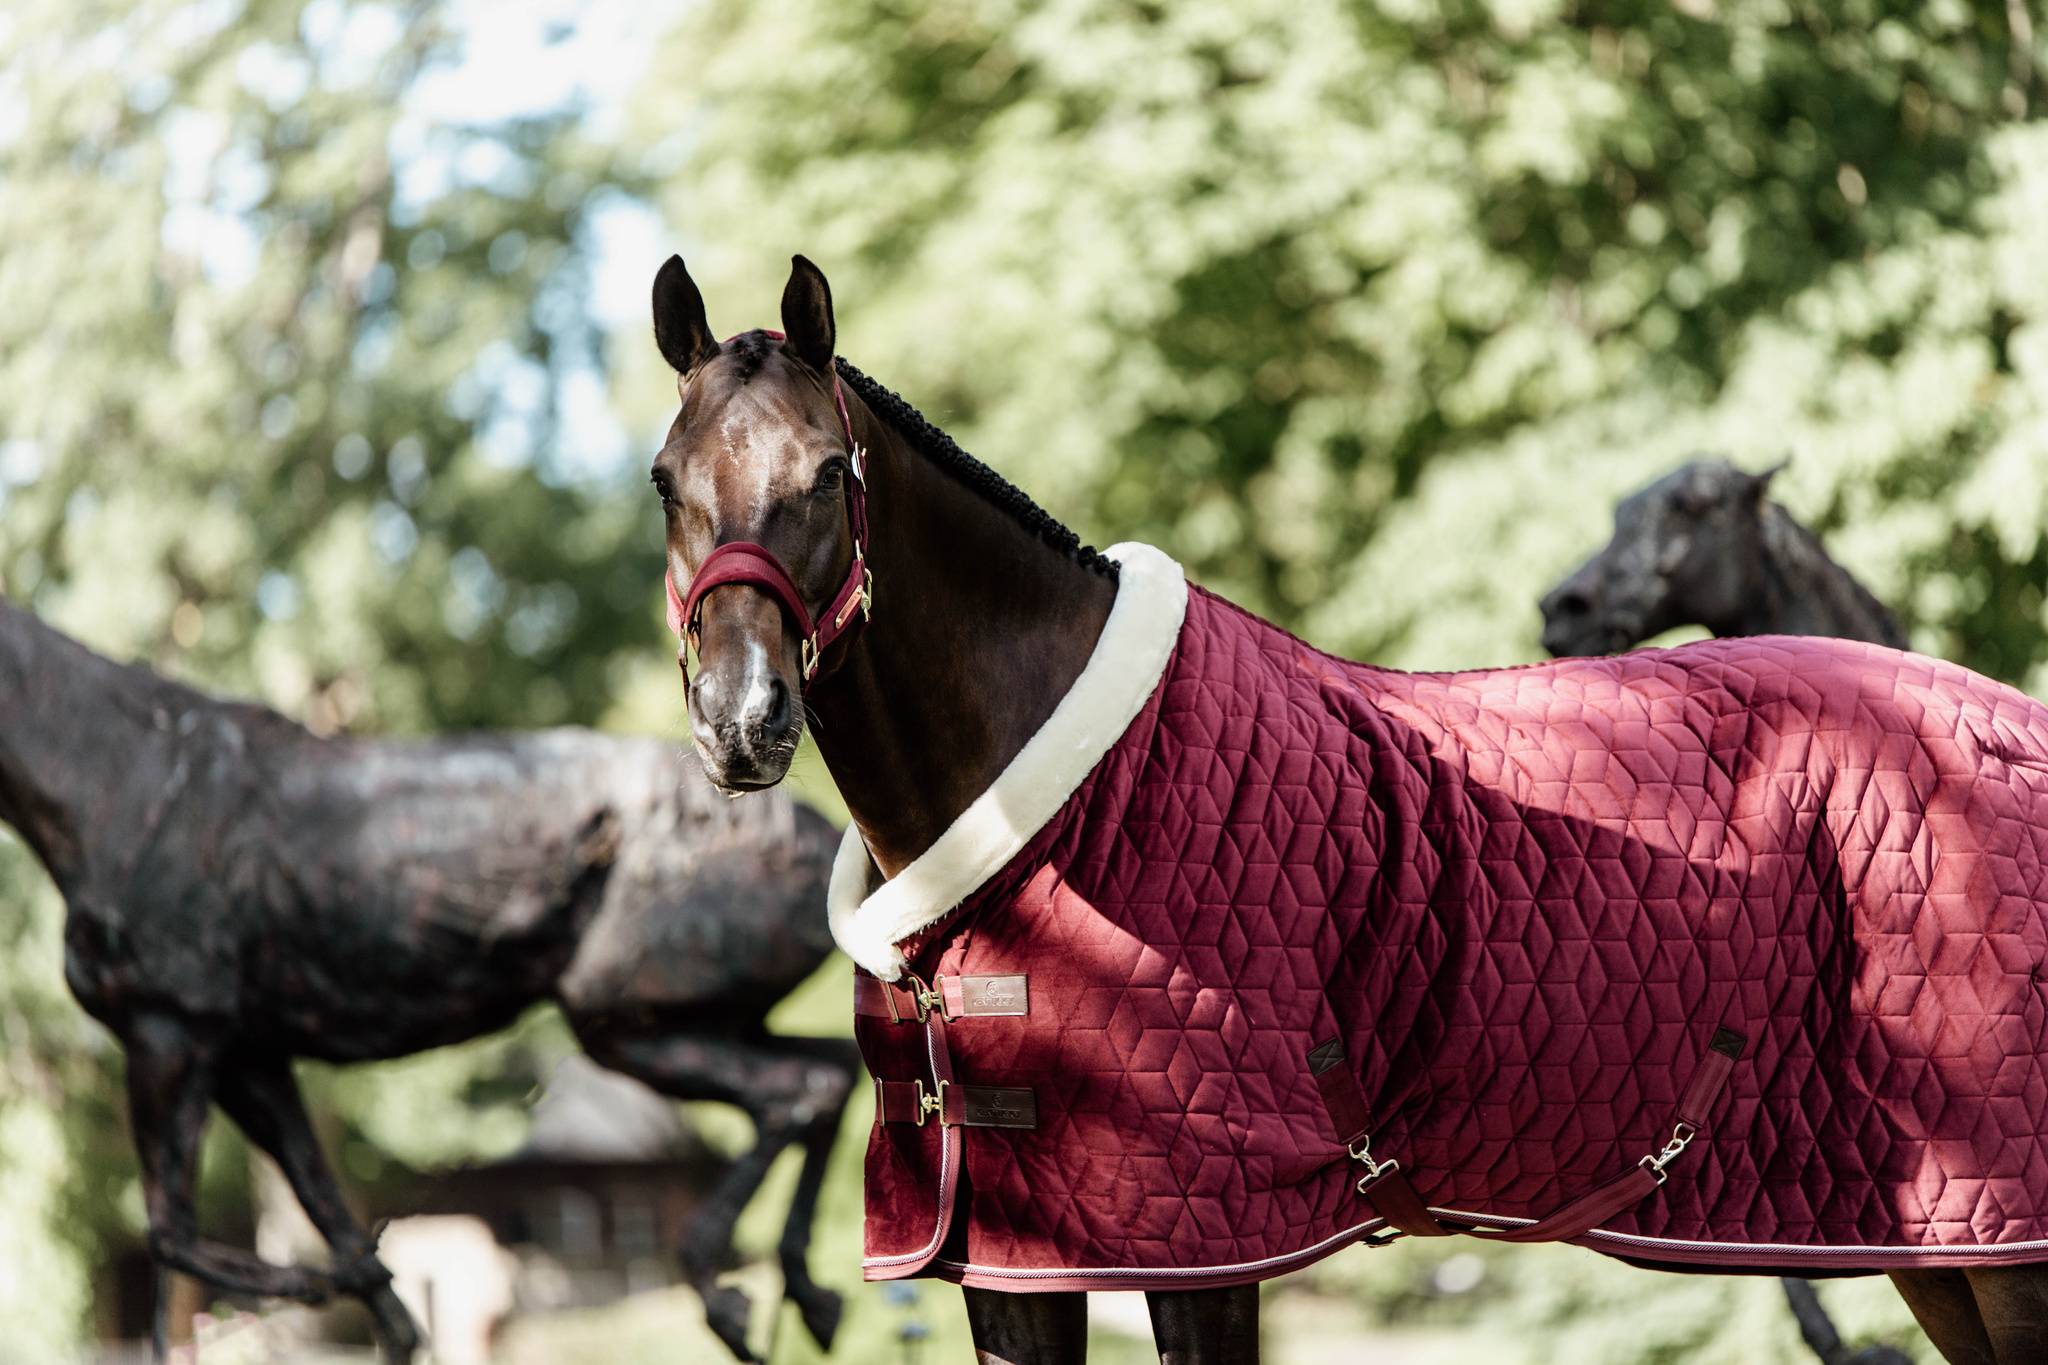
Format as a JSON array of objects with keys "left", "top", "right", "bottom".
[{"left": 736, "top": 635, "right": 778, "bottom": 728}]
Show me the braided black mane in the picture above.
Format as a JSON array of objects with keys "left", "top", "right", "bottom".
[{"left": 834, "top": 358, "right": 1119, "bottom": 581}]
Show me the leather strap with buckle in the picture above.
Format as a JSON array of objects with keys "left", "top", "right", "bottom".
[
  {"left": 874, "top": 1078, "right": 1038, "bottom": 1130},
  {"left": 1314, "top": 1025, "right": 1747, "bottom": 1246},
  {"left": 854, "top": 972, "right": 1030, "bottom": 1024}
]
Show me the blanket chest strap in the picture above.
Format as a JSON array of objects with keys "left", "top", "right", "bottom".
[
  {"left": 856, "top": 972, "right": 1030, "bottom": 1023},
  {"left": 874, "top": 1078, "right": 1039, "bottom": 1129}
]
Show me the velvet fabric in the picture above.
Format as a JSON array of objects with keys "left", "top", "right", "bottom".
[{"left": 855, "top": 579, "right": 2048, "bottom": 1289}]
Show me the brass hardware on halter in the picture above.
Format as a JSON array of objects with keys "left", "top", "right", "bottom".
[
  {"left": 1638, "top": 1121, "right": 1698, "bottom": 1185},
  {"left": 1349, "top": 1134, "right": 1400, "bottom": 1189}
]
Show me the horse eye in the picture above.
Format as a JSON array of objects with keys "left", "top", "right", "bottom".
[{"left": 813, "top": 460, "right": 846, "bottom": 494}]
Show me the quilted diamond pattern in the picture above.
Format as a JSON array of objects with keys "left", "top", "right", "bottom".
[{"left": 860, "top": 586, "right": 2048, "bottom": 1288}]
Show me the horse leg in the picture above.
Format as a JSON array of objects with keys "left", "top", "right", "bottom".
[
  {"left": 576, "top": 1023, "right": 846, "bottom": 1362},
  {"left": 214, "top": 1054, "right": 421, "bottom": 1363},
  {"left": 1147, "top": 1285, "right": 1259, "bottom": 1364},
  {"left": 770, "top": 1037, "right": 860, "bottom": 1349},
  {"left": 964, "top": 1287, "right": 1087, "bottom": 1364},
  {"left": 1783, "top": 1278, "right": 1847, "bottom": 1361},
  {"left": 1961, "top": 1264, "right": 2048, "bottom": 1364},
  {"left": 1889, "top": 1269, "right": 1995, "bottom": 1365},
  {"left": 124, "top": 1012, "right": 336, "bottom": 1363}
]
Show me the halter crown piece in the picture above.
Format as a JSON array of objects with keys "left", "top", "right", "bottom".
[{"left": 663, "top": 331, "right": 873, "bottom": 685}]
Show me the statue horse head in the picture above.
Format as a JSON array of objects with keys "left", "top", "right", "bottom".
[{"left": 1539, "top": 457, "right": 1786, "bottom": 657}]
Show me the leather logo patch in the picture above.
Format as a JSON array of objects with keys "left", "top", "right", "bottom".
[
  {"left": 958, "top": 975, "right": 1029, "bottom": 1016},
  {"left": 961, "top": 1086, "right": 1038, "bottom": 1129}
]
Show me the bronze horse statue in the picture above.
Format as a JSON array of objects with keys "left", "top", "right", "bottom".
[
  {"left": 1543, "top": 459, "right": 1918, "bottom": 1365},
  {"left": 0, "top": 598, "right": 852, "bottom": 1362},
  {"left": 644, "top": 255, "right": 2048, "bottom": 1364},
  {"left": 1539, "top": 457, "right": 1906, "bottom": 659}
]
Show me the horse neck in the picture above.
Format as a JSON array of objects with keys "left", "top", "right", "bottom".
[
  {"left": 1733, "top": 505, "right": 1907, "bottom": 648},
  {"left": 0, "top": 601, "right": 170, "bottom": 887},
  {"left": 805, "top": 410, "right": 1118, "bottom": 877}
]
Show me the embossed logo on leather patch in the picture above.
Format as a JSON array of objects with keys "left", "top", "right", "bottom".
[
  {"left": 959, "top": 974, "right": 1029, "bottom": 1016},
  {"left": 961, "top": 1087, "right": 1038, "bottom": 1129}
]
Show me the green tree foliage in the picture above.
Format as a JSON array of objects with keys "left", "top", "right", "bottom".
[
  {"left": 0, "top": 1, "right": 659, "bottom": 1349},
  {"left": 642, "top": 0, "right": 2047, "bottom": 683},
  {"left": 1, "top": 0, "right": 658, "bottom": 732}
]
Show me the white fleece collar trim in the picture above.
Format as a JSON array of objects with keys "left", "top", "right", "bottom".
[{"left": 828, "top": 541, "right": 1188, "bottom": 979}]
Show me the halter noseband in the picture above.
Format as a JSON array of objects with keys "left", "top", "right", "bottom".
[{"left": 663, "top": 332, "right": 873, "bottom": 686}]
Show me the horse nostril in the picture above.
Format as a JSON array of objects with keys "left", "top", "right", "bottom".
[
  {"left": 1548, "top": 589, "right": 1592, "bottom": 619},
  {"left": 764, "top": 677, "right": 793, "bottom": 735}
]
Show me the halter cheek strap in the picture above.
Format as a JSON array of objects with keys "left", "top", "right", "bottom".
[{"left": 665, "top": 331, "right": 873, "bottom": 686}]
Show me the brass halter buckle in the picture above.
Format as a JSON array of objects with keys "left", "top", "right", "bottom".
[{"left": 1638, "top": 1121, "right": 1698, "bottom": 1185}]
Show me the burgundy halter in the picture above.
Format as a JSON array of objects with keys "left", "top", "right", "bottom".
[{"left": 663, "top": 331, "right": 873, "bottom": 685}]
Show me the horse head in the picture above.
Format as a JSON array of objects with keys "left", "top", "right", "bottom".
[
  {"left": 648, "top": 254, "right": 866, "bottom": 793},
  {"left": 1539, "top": 456, "right": 1784, "bottom": 657}
]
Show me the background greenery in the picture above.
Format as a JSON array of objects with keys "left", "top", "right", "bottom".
[{"left": 3, "top": 0, "right": 2044, "bottom": 1358}]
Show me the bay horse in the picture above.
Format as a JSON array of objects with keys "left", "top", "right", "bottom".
[
  {"left": 647, "top": 254, "right": 2048, "bottom": 1363},
  {"left": 0, "top": 599, "right": 852, "bottom": 1363}
]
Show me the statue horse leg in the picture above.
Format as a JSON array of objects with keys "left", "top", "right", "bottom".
[
  {"left": 214, "top": 1051, "right": 420, "bottom": 1362},
  {"left": 767, "top": 1036, "right": 862, "bottom": 1346},
  {"left": 573, "top": 1020, "right": 857, "bottom": 1361},
  {"left": 122, "top": 1012, "right": 340, "bottom": 1362},
  {"left": 1782, "top": 1278, "right": 1912, "bottom": 1365}
]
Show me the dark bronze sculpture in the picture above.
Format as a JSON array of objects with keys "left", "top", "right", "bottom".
[
  {"left": 1540, "top": 457, "right": 1906, "bottom": 658},
  {"left": 0, "top": 598, "right": 853, "bottom": 1363}
]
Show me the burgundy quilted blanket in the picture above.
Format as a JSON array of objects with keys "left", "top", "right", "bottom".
[{"left": 831, "top": 543, "right": 2048, "bottom": 1291}]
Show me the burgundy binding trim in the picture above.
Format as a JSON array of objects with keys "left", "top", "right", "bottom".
[{"left": 664, "top": 329, "right": 872, "bottom": 685}]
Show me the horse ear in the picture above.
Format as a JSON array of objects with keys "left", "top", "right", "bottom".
[
  {"left": 652, "top": 255, "right": 717, "bottom": 376},
  {"left": 780, "top": 255, "right": 836, "bottom": 372},
  {"left": 1747, "top": 456, "right": 1791, "bottom": 502}
]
